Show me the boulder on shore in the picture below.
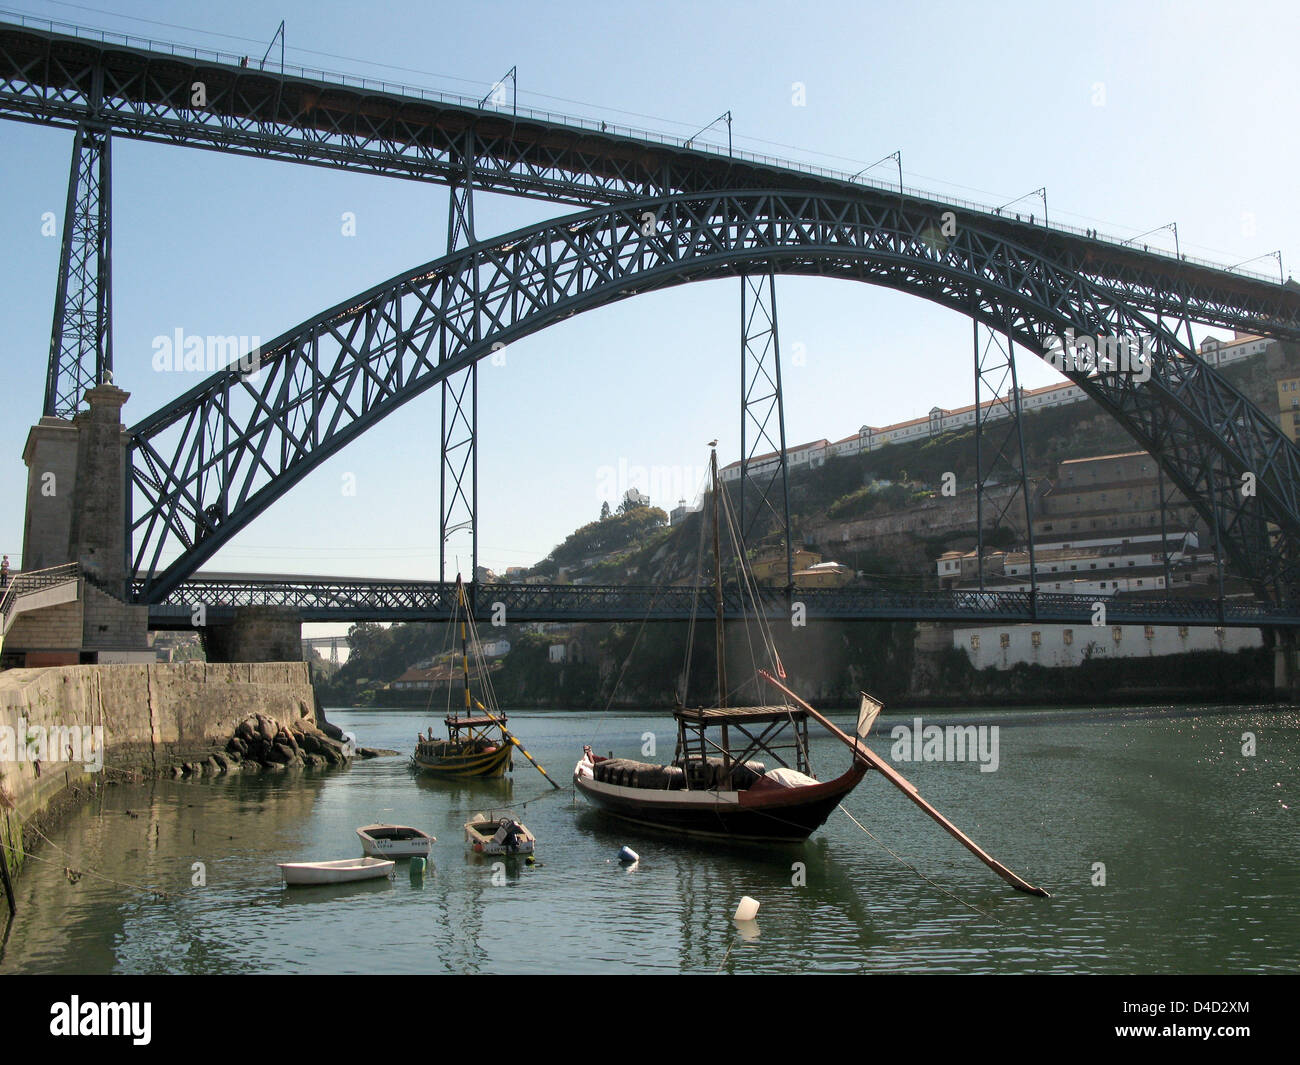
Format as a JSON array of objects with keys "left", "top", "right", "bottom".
[{"left": 187, "top": 713, "right": 359, "bottom": 775}]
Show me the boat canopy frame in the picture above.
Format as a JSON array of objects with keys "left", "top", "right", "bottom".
[
  {"left": 443, "top": 712, "right": 508, "bottom": 743},
  {"left": 673, "top": 704, "right": 813, "bottom": 785}
]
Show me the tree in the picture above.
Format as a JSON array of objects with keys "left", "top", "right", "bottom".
[{"left": 600, "top": 500, "right": 611, "bottom": 520}]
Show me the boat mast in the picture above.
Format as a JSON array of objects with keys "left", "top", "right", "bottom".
[
  {"left": 457, "top": 576, "right": 471, "bottom": 722},
  {"left": 711, "top": 447, "right": 728, "bottom": 709}
]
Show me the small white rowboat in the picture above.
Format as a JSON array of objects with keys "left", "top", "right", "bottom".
[
  {"left": 278, "top": 857, "right": 394, "bottom": 886},
  {"left": 465, "top": 812, "right": 536, "bottom": 856},
  {"left": 357, "top": 823, "right": 436, "bottom": 859}
]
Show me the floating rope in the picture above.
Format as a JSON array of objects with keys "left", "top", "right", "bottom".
[
  {"left": 716, "top": 932, "right": 737, "bottom": 973},
  {"left": 836, "top": 804, "right": 1002, "bottom": 924},
  {"left": 512, "top": 781, "right": 571, "bottom": 808},
  {"left": 12, "top": 824, "right": 172, "bottom": 900}
]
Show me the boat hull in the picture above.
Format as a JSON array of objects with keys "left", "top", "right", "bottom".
[
  {"left": 356, "top": 825, "right": 435, "bottom": 859},
  {"left": 466, "top": 837, "right": 536, "bottom": 857},
  {"left": 573, "top": 763, "right": 868, "bottom": 842},
  {"left": 278, "top": 858, "right": 395, "bottom": 885},
  {"left": 412, "top": 743, "right": 512, "bottom": 778},
  {"left": 464, "top": 813, "right": 536, "bottom": 855}
]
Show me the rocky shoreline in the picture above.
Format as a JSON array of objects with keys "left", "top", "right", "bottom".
[{"left": 165, "top": 711, "right": 391, "bottom": 778}]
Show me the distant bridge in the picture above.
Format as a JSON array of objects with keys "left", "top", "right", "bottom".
[{"left": 141, "top": 574, "right": 1295, "bottom": 629}]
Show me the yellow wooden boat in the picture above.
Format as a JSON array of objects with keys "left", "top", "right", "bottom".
[
  {"left": 411, "top": 576, "right": 514, "bottom": 780},
  {"left": 413, "top": 715, "right": 513, "bottom": 778}
]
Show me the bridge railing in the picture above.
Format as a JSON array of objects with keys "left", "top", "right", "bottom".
[
  {"left": 0, "top": 562, "right": 80, "bottom": 624},
  {"left": 1, "top": 10, "right": 1281, "bottom": 285},
  {"left": 135, "top": 576, "right": 1299, "bottom": 627}
]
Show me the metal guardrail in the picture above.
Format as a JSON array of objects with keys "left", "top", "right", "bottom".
[
  {"left": 0, "top": 8, "right": 1282, "bottom": 285},
  {"left": 0, "top": 562, "right": 80, "bottom": 629}
]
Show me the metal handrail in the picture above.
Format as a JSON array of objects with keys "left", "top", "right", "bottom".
[
  {"left": 0, "top": 9, "right": 1283, "bottom": 285},
  {"left": 0, "top": 562, "right": 80, "bottom": 620}
]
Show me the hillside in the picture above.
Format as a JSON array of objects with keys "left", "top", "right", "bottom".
[{"left": 316, "top": 340, "right": 1298, "bottom": 708}]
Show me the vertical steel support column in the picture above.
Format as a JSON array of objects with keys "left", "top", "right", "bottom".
[
  {"left": 739, "top": 272, "right": 793, "bottom": 592},
  {"left": 46, "top": 125, "right": 112, "bottom": 419},
  {"left": 1008, "top": 322, "right": 1038, "bottom": 615},
  {"left": 1172, "top": 317, "right": 1231, "bottom": 615},
  {"left": 971, "top": 303, "right": 1036, "bottom": 600},
  {"left": 1207, "top": 463, "right": 1228, "bottom": 624},
  {"left": 439, "top": 133, "right": 478, "bottom": 585},
  {"left": 1156, "top": 466, "right": 1174, "bottom": 591},
  {"left": 973, "top": 313, "right": 984, "bottom": 590}
]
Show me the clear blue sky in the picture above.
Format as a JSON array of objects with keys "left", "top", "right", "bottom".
[{"left": 1, "top": 0, "right": 1295, "bottom": 628}]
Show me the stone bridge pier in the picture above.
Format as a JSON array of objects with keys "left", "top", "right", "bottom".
[
  {"left": 12, "top": 383, "right": 149, "bottom": 664},
  {"left": 1269, "top": 627, "right": 1298, "bottom": 702},
  {"left": 201, "top": 607, "right": 303, "bottom": 664},
  {"left": 13, "top": 385, "right": 307, "bottom": 666}
]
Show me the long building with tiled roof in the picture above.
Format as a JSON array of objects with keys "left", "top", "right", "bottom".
[{"left": 720, "top": 333, "right": 1271, "bottom": 481}]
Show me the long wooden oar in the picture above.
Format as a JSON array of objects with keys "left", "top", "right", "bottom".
[
  {"left": 474, "top": 700, "right": 561, "bottom": 790},
  {"left": 759, "top": 671, "right": 1050, "bottom": 898}
]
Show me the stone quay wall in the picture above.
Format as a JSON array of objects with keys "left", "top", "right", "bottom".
[{"left": 0, "top": 661, "right": 324, "bottom": 881}]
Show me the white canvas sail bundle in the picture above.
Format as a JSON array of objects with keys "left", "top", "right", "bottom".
[{"left": 856, "top": 692, "right": 883, "bottom": 739}]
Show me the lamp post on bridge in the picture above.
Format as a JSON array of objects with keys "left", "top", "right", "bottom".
[
  {"left": 1122, "top": 221, "right": 1179, "bottom": 259},
  {"left": 852, "top": 150, "right": 902, "bottom": 195},
  {"left": 996, "top": 187, "right": 1048, "bottom": 226}
]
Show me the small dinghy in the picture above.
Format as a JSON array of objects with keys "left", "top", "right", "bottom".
[
  {"left": 278, "top": 857, "right": 394, "bottom": 886},
  {"left": 465, "top": 811, "right": 535, "bottom": 856},
  {"left": 357, "top": 823, "right": 436, "bottom": 859}
]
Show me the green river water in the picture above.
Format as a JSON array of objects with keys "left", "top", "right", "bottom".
[{"left": 1, "top": 704, "right": 1295, "bottom": 974}]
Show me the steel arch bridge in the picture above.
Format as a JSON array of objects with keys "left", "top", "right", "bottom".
[
  {"left": 128, "top": 188, "right": 1300, "bottom": 604},
  {"left": 6, "top": 16, "right": 1300, "bottom": 622}
]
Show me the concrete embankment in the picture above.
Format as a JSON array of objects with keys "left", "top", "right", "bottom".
[{"left": 0, "top": 661, "right": 341, "bottom": 882}]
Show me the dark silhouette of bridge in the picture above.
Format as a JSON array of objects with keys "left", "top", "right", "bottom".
[
  {"left": 142, "top": 573, "right": 1300, "bottom": 628},
  {"left": 4, "top": 13, "right": 1300, "bottom": 652}
]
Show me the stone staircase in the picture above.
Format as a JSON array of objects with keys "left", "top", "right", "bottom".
[{"left": 0, "top": 563, "right": 81, "bottom": 643}]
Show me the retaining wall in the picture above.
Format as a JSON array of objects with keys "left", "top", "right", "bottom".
[{"left": 0, "top": 661, "right": 317, "bottom": 879}]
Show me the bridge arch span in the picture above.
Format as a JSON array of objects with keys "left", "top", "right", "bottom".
[{"left": 128, "top": 190, "right": 1300, "bottom": 603}]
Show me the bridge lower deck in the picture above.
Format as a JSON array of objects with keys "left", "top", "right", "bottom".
[{"left": 141, "top": 576, "right": 1300, "bottom": 628}]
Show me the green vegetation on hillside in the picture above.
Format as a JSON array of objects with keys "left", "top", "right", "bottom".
[{"left": 525, "top": 505, "right": 668, "bottom": 579}]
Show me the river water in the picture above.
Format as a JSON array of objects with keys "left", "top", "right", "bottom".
[{"left": 1, "top": 703, "right": 1296, "bottom": 974}]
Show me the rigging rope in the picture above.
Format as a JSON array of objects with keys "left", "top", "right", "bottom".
[
  {"left": 14, "top": 823, "right": 173, "bottom": 900},
  {"left": 836, "top": 803, "right": 1002, "bottom": 924}
]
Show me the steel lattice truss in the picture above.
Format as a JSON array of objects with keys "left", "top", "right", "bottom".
[
  {"left": 739, "top": 271, "right": 792, "bottom": 576},
  {"left": 8, "top": 16, "right": 1300, "bottom": 431},
  {"left": 124, "top": 190, "right": 1300, "bottom": 607},
  {"left": 141, "top": 576, "right": 1300, "bottom": 628},
  {"left": 972, "top": 315, "right": 1037, "bottom": 588},
  {"left": 0, "top": 20, "right": 733, "bottom": 208},
  {"left": 46, "top": 123, "right": 111, "bottom": 417},
  {"left": 2, "top": 20, "right": 1291, "bottom": 292},
  {"left": 440, "top": 135, "right": 478, "bottom": 581}
]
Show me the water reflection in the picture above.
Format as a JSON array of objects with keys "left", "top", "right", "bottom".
[
  {"left": 276, "top": 878, "right": 394, "bottom": 906},
  {"left": 0, "top": 705, "right": 1294, "bottom": 974}
]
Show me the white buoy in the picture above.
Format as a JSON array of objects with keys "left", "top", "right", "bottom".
[
  {"left": 618, "top": 845, "right": 639, "bottom": 863},
  {"left": 734, "top": 896, "right": 760, "bottom": 922}
]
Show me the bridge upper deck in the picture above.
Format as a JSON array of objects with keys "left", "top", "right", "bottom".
[{"left": 2, "top": 16, "right": 1296, "bottom": 327}]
